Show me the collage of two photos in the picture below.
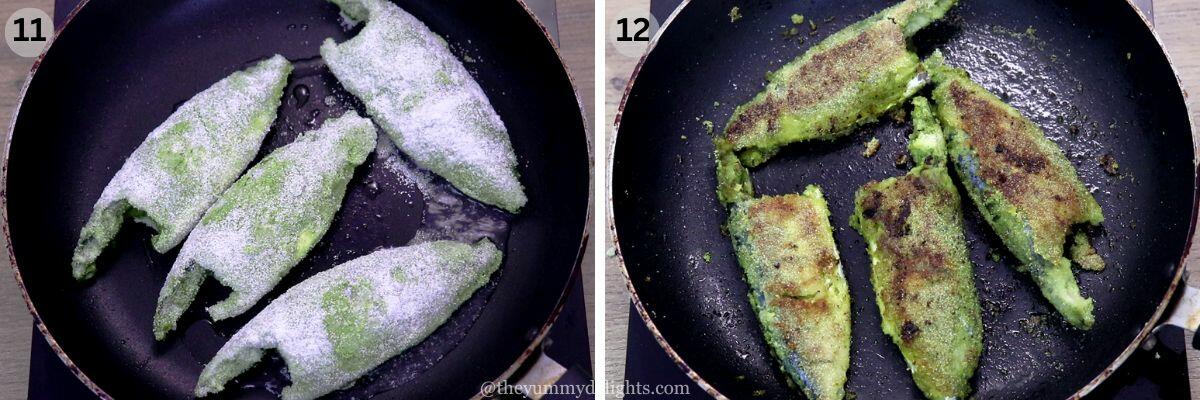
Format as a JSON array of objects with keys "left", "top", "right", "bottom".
[{"left": 0, "top": 0, "right": 1196, "bottom": 399}]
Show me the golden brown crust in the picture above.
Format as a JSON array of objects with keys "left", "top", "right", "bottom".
[
  {"left": 946, "top": 81, "right": 1090, "bottom": 247},
  {"left": 851, "top": 166, "right": 982, "bottom": 399},
  {"left": 726, "top": 23, "right": 907, "bottom": 144},
  {"left": 728, "top": 189, "right": 850, "bottom": 400},
  {"left": 932, "top": 58, "right": 1102, "bottom": 328},
  {"left": 859, "top": 172, "right": 960, "bottom": 320}
]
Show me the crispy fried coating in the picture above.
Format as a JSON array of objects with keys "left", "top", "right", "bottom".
[
  {"left": 714, "top": 136, "right": 755, "bottom": 206},
  {"left": 727, "top": 187, "right": 850, "bottom": 400},
  {"left": 850, "top": 97, "right": 982, "bottom": 399},
  {"left": 724, "top": 0, "right": 956, "bottom": 167},
  {"left": 927, "top": 52, "right": 1103, "bottom": 329}
]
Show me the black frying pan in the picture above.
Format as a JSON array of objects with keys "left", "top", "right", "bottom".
[
  {"left": 610, "top": 0, "right": 1196, "bottom": 398},
  {"left": 3, "top": 0, "right": 590, "bottom": 398}
]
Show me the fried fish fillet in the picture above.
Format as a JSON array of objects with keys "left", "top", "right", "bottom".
[
  {"left": 724, "top": 0, "right": 956, "bottom": 167},
  {"left": 927, "top": 52, "right": 1103, "bottom": 329},
  {"left": 850, "top": 97, "right": 981, "bottom": 399},
  {"left": 727, "top": 186, "right": 850, "bottom": 400}
]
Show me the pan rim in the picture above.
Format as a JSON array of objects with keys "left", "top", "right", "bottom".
[
  {"left": 470, "top": 0, "right": 596, "bottom": 396},
  {"left": 605, "top": 0, "right": 1199, "bottom": 399},
  {"left": 0, "top": 0, "right": 594, "bottom": 398}
]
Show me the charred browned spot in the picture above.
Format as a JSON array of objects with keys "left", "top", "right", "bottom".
[
  {"left": 892, "top": 242, "right": 947, "bottom": 271},
  {"left": 751, "top": 197, "right": 797, "bottom": 216},
  {"left": 909, "top": 175, "right": 928, "bottom": 193},
  {"left": 748, "top": 197, "right": 797, "bottom": 237},
  {"left": 949, "top": 83, "right": 1049, "bottom": 199},
  {"left": 873, "top": 197, "right": 953, "bottom": 307},
  {"left": 885, "top": 242, "right": 947, "bottom": 313},
  {"left": 994, "top": 143, "right": 1047, "bottom": 174},
  {"left": 946, "top": 82, "right": 972, "bottom": 112},
  {"left": 882, "top": 202, "right": 911, "bottom": 238},
  {"left": 773, "top": 293, "right": 830, "bottom": 314},
  {"left": 815, "top": 250, "right": 839, "bottom": 272},
  {"left": 860, "top": 189, "right": 883, "bottom": 219},
  {"left": 783, "top": 25, "right": 905, "bottom": 112},
  {"left": 750, "top": 197, "right": 822, "bottom": 239},
  {"left": 901, "top": 320, "right": 920, "bottom": 342},
  {"left": 913, "top": 173, "right": 957, "bottom": 208},
  {"left": 954, "top": 95, "right": 1046, "bottom": 173},
  {"left": 865, "top": 178, "right": 951, "bottom": 271},
  {"left": 892, "top": 175, "right": 941, "bottom": 210},
  {"left": 726, "top": 100, "right": 784, "bottom": 143},
  {"left": 948, "top": 79, "right": 1094, "bottom": 231}
]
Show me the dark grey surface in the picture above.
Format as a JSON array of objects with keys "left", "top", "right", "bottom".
[
  {"left": 618, "top": 0, "right": 1194, "bottom": 398},
  {"left": 21, "top": 0, "right": 587, "bottom": 398}
]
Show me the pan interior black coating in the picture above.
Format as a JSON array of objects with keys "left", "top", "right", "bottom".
[
  {"left": 612, "top": 0, "right": 1193, "bottom": 398},
  {"left": 5, "top": 0, "right": 588, "bottom": 398}
]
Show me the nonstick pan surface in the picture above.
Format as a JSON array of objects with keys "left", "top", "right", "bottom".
[
  {"left": 4, "top": 0, "right": 589, "bottom": 398},
  {"left": 611, "top": 0, "right": 1196, "bottom": 398}
]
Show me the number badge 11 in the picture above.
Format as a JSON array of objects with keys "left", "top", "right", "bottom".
[{"left": 6, "top": 8, "right": 51, "bottom": 58}]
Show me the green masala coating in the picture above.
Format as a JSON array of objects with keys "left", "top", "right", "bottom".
[
  {"left": 724, "top": 0, "right": 956, "bottom": 167},
  {"left": 152, "top": 113, "right": 376, "bottom": 340},
  {"left": 714, "top": 136, "right": 754, "bottom": 206},
  {"left": 727, "top": 186, "right": 850, "bottom": 400},
  {"left": 926, "top": 52, "right": 1104, "bottom": 329},
  {"left": 321, "top": 0, "right": 526, "bottom": 212},
  {"left": 71, "top": 56, "right": 291, "bottom": 280},
  {"left": 850, "top": 97, "right": 981, "bottom": 399},
  {"left": 194, "top": 240, "right": 501, "bottom": 400}
]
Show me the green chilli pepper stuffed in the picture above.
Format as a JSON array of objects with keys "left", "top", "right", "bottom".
[
  {"left": 724, "top": 0, "right": 956, "bottom": 167},
  {"left": 727, "top": 186, "right": 851, "bottom": 400},
  {"left": 195, "top": 240, "right": 501, "bottom": 400},
  {"left": 71, "top": 55, "right": 291, "bottom": 280},
  {"left": 850, "top": 97, "right": 982, "bottom": 399},
  {"left": 928, "top": 52, "right": 1104, "bottom": 329},
  {"left": 321, "top": 0, "right": 526, "bottom": 212},
  {"left": 152, "top": 113, "right": 376, "bottom": 339}
]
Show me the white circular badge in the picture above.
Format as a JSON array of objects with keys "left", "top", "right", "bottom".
[
  {"left": 5, "top": 8, "right": 52, "bottom": 58},
  {"left": 608, "top": 7, "right": 660, "bottom": 59}
]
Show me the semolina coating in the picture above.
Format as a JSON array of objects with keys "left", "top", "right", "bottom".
[
  {"left": 727, "top": 186, "right": 851, "bottom": 400},
  {"left": 850, "top": 96, "right": 982, "bottom": 399},
  {"left": 723, "top": 0, "right": 956, "bottom": 167},
  {"left": 927, "top": 52, "right": 1103, "bottom": 329},
  {"left": 320, "top": 0, "right": 526, "bottom": 212},
  {"left": 71, "top": 56, "right": 292, "bottom": 280},
  {"left": 194, "top": 240, "right": 501, "bottom": 400},
  {"left": 152, "top": 113, "right": 376, "bottom": 340}
]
